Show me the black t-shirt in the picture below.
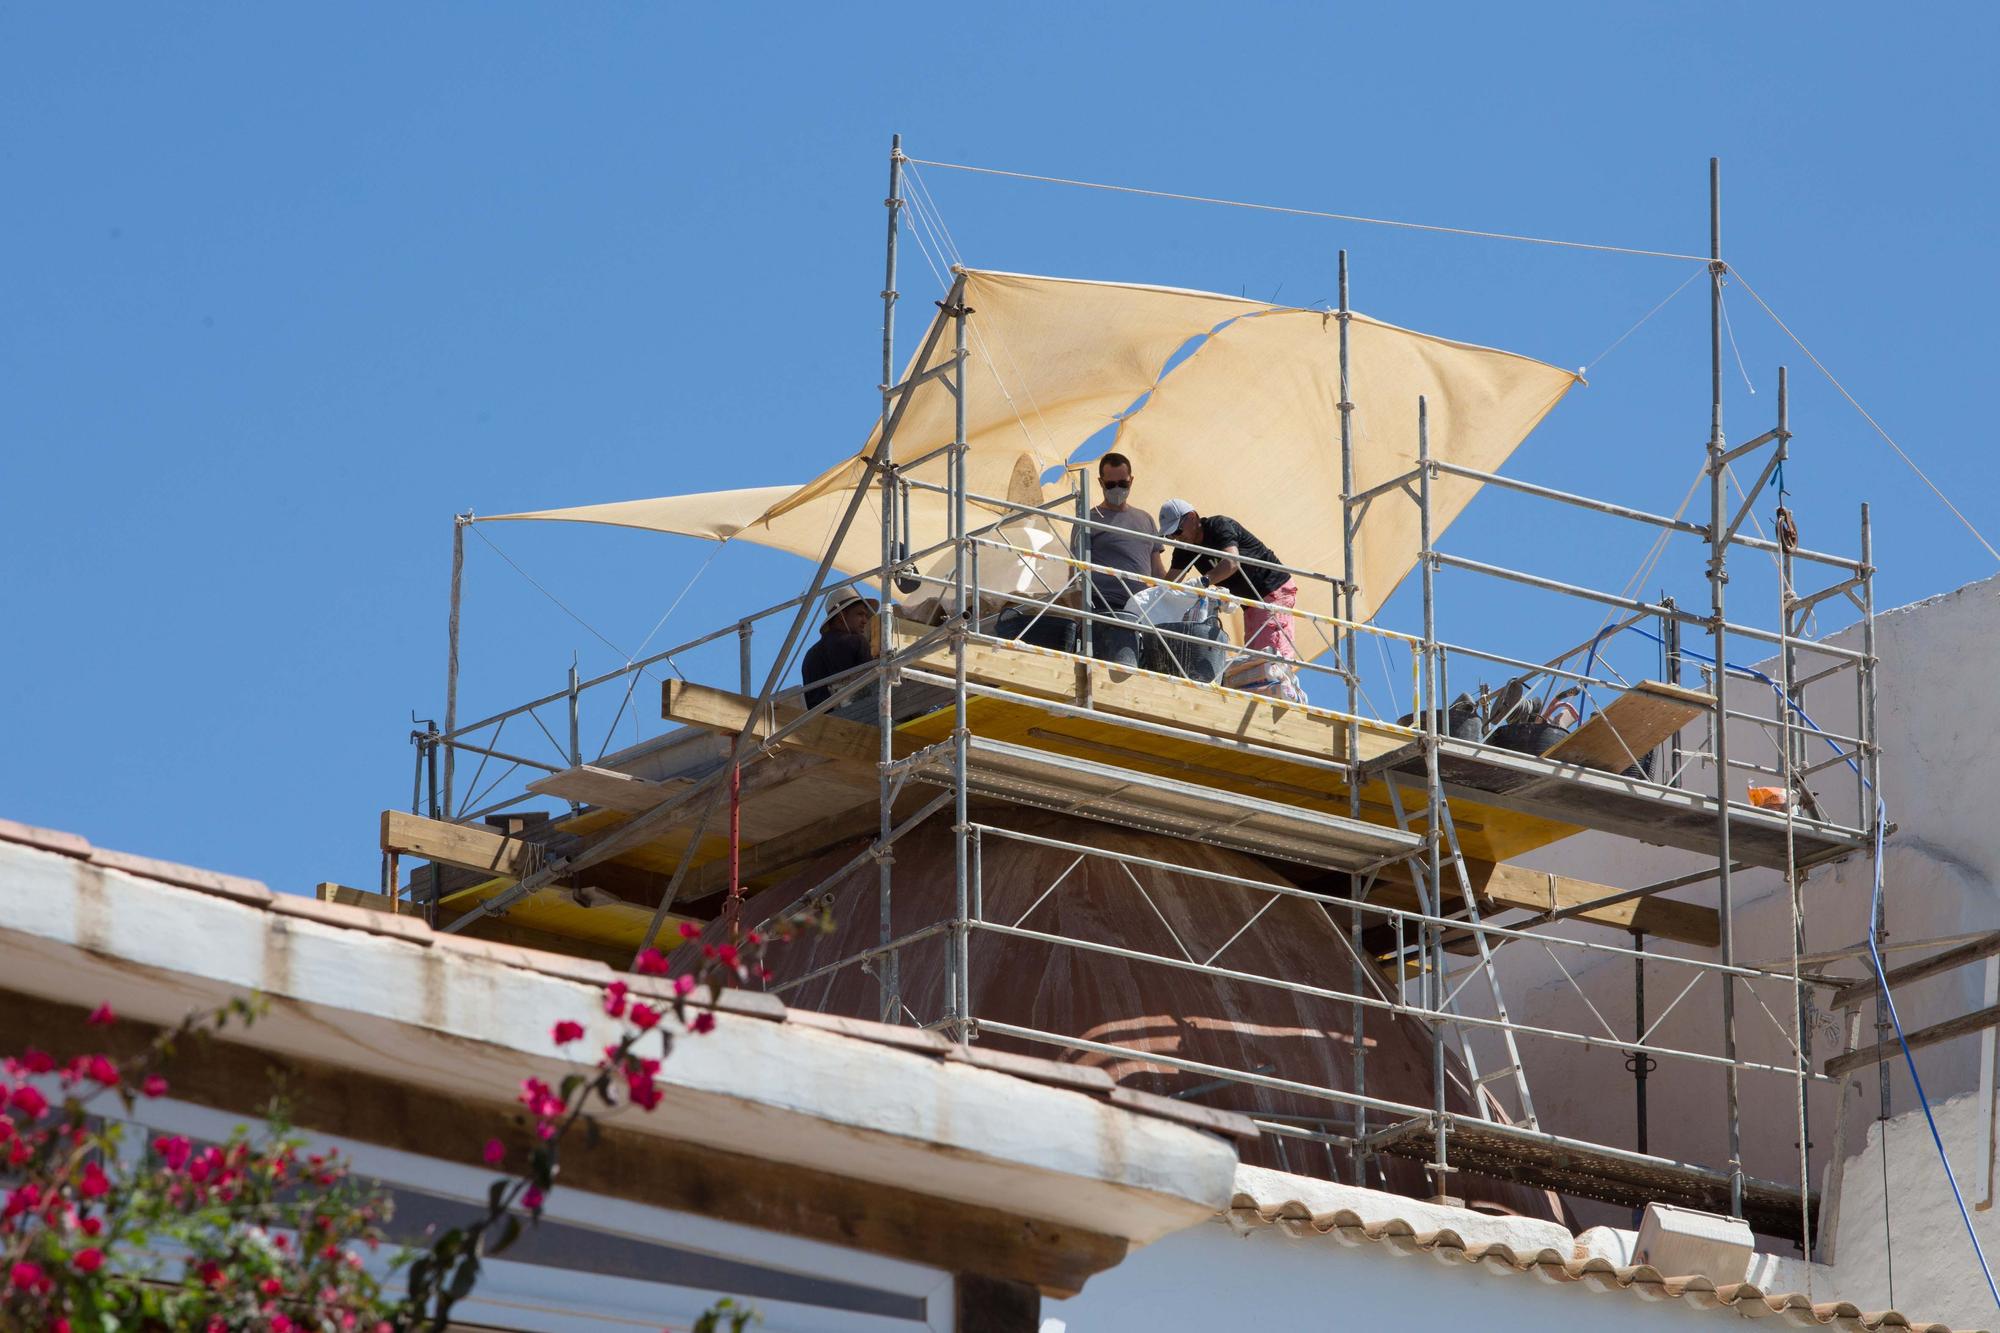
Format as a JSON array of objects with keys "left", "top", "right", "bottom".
[
  {"left": 801, "top": 628, "right": 874, "bottom": 707},
  {"left": 1166, "top": 515, "right": 1289, "bottom": 601}
]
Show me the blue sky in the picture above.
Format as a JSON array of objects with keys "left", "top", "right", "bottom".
[{"left": 3, "top": 5, "right": 1995, "bottom": 895}]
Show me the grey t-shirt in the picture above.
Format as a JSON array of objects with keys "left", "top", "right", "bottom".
[{"left": 1086, "top": 503, "right": 1163, "bottom": 610}]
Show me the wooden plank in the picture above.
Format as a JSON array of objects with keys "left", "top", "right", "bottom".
[
  {"left": 381, "top": 810, "right": 533, "bottom": 878},
  {"left": 316, "top": 883, "right": 641, "bottom": 969},
  {"left": 663, "top": 680, "right": 888, "bottom": 766},
  {"left": 526, "top": 765, "right": 690, "bottom": 814},
  {"left": 1543, "top": 681, "right": 1711, "bottom": 773},
  {"left": 880, "top": 618, "right": 1403, "bottom": 765},
  {"left": 1830, "top": 932, "right": 2000, "bottom": 1011},
  {"left": 1371, "top": 858, "right": 1720, "bottom": 949},
  {"left": 1826, "top": 1002, "right": 2000, "bottom": 1078},
  {"left": 675, "top": 792, "right": 916, "bottom": 900}
]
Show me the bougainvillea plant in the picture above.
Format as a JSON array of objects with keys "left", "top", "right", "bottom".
[{"left": 0, "top": 909, "right": 821, "bottom": 1332}]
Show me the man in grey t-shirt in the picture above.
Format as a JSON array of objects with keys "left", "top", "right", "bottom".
[{"left": 1084, "top": 451, "right": 1166, "bottom": 668}]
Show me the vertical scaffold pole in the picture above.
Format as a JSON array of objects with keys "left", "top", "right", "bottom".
[
  {"left": 950, "top": 296, "right": 972, "bottom": 1043},
  {"left": 1338, "top": 250, "right": 1370, "bottom": 1185},
  {"left": 1418, "top": 394, "right": 1450, "bottom": 1202},
  {"left": 1862, "top": 501, "right": 1891, "bottom": 1152},
  {"left": 444, "top": 513, "right": 467, "bottom": 818},
  {"left": 877, "top": 133, "right": 905, "bottom": 1024},
  {"left": 1774, "top": 367, "right": 1813, "bottom": 1215},
  {"left": 1704, "top": 155, "right": 1745, "bottom": 1218}
]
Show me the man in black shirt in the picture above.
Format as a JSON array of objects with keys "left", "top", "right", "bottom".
[
  {"left": 1157, "top": 498, "right": 1308, "bottom": 703},
  {"left": 802, "top": 586, "right": 878, "bottom": 710}
]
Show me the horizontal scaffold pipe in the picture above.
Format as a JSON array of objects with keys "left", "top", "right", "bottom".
[
  {"left": 967, "top": 822, "right": 1795, "bottom": 985},
  {"left": 899, "top": 670, "right": 1373, "bottom": 780},
  {"left": 972, "top": 919, "right": 1828, "bottom": 1083},
  {"left": 1430, "top": 462, "right": 1709, "bottom": 537},
  {"left": 903, "top": 475, "right": 1352, "bottom": 599}
]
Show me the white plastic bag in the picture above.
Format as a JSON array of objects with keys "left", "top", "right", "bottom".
[{"left": 1124, "top": 583, "right": 1213, "bottom": 627}]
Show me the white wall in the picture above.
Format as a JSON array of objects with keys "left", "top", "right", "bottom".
[
  {"left": 1472, "top": 573, "right": 2000, "bottom": 1234},
  {"left": 1046, "top": 1219, "right": 1719, "bottom": 1331},
  {"left": 1824, "top": 1090, "right": 2000, "bottom": 1332}
]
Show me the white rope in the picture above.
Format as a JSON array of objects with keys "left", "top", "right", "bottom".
[
  {"left": 1718, "top": 283, "right": 1759, "bottom": 395},
  {"left": 907, "top": 156, "right": 1713, "bottom": 263},
  {"left": 1730, "top": 267, "right": 2000, "bottom": 566},
  {"left": 1584, "top": 267, "right": 1706, "bottom": 374},
  {"left": 468, "top": 524, "right": 632, "bottom": 661}
]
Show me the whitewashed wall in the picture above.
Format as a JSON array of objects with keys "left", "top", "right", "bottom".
[
  {"left": 1477, "top": 573, "right": 2000, "bottom": 1237},
  {"left": 1046, "top": 1218, "right": 1722, "bottom": 1331}
]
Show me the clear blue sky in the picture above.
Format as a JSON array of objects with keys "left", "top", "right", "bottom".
[{"left": 4, "top": 5, "right": 1995, "bottom": 895}]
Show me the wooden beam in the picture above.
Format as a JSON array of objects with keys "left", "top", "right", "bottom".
[
  {"left": 663, "top": 680, "right": 890, "bottom": 766},
  {"left": 381, "top": 810, "right": 532, "bottom": 878},
  {"left": 1831, "top": 932, "right": 2000, "bottom": 1012},
  {"left": 526, "top": 765, "right": 690, "bottom": 814},
  {"left": 1543, "top": 681, "right": 1711, "bottom": 773},
  {"left": 316, "top": 883, "right": 640, "bottom": 969},
  {"left": 877, "top": 617, "right": 1403, "bottom": 767},
  {"left": 1371, "top": 858, "right": 1720, "bottom": 949},
  {"left": 1826, "top": 1002, "right": 2000, "bottom": 1078},
  {"left": 0, "top": 991, "right": 1126, "bottom": 1298}
]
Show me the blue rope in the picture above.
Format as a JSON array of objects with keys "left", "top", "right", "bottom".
[
  {"left": 1603, "top": 620, "right": 1997, "bottom": 1305},
  {"left": 1864, "top": 804, "right": 2000, "bottom": 1310}
]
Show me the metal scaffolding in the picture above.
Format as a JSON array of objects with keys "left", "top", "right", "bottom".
[{"left": 400, "top": 144, "right": 1894, "bottom": 1247}]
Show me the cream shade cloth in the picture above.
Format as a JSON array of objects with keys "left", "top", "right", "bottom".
[
  {"left": 485, "top": 270, "right": 1579, "bottom": 644},
  {"left": 1115, "top": 307, "right": 1579, "bottom": 630}
]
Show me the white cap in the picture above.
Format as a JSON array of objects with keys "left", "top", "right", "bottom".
[
  {"left": 822, "top": 585, "right": 879, "bottom": 626},
  {"left": 1157, "top": 498, "right": 1196, "bottom": 533}
]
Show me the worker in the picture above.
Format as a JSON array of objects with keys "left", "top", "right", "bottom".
[
  {"left": 1085, "top": 451, "right": 1168, "bottom": 668},
  {"left": 802, "top": 586, "right": 879, "bottom": 712},
  {"left": 1156, "top": 498, "right": 1307, "bottom": 702}
]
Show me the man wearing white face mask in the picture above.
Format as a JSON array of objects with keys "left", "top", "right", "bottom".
[{"left": 1086, "top": 452, "right": 1167, "bottom": 668}]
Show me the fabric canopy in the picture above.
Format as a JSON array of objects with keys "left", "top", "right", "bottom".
[
  {"left": 1114, "top": 307, "right": 1579, "bottom": 630},
  {"left": 484, "top": 268, "right": 1579, "bottom": 638}
]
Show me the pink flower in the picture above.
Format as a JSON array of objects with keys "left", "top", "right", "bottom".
[
  {"left": 81, "top": 1055, "right": 119, "bottom": 1086},
  {"left": 690, "top": 1012, "right": 716, "bottom": 1035},
  {"left": 634, "top": 948, "right": 670, "bottom": 976},
  {"left": 522, "top": 1186, "right": 545, "bottom": 1211},
  {"left": 271, "top": 1317, "right": 296, "bottom": 1333},
  {"left": 672, "top": 974, "right": 696, "bottom": 997},
  {"left": 19, "top": 1050, "right": 55, "bottom": 1075},
  {"left": 628, "top": 1003, "right": 661, "bottom": 1032},
  {"left": 5, "top": 1184, "right": 41, "bottom": 1219},
  {"left": 8, "top": 1260, "right": 47, "bottom": 1292},
  {"left": 79, "top": 1216, "right": 102, "bottom": 1237},
  {"left": 482, "top": 1138, "right": 505, "bottom": 1167},
  {"left": 260, "top": 1276, "right": 283, "bottom": 1296},
  {"left": 71, "top": 1247, "right": 103, "bottom": 1273},
  {"left": 154, "top": 1135, "right": 193, "bottom": 1171},
  {"left": 677, "top": 921, "right": 701, "bottom": 939},
  {"left": 717, "top": 944, "right": 740, "bottom": 967},
  {"left": 78, "top": 1161, "right": 109, "bottom": 1199},
  {"left": 9, "top": 1084, "right": 48, "bottom": 1118},
  {"left": 141, "top": 1074, "right": 169, "bottom": 1098},
  {"left": 85, "top": 1005, "right": 115, "bottom": 1027},
  {"left": 551, "top": 1021, "right": 585, "bottom": 1046},
  {"left": 603, "top": 980, "right": 629, "bottom": 1019}
]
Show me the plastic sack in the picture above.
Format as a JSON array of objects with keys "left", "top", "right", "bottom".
[{"left": 1124, "top": 583, "right": 1215, "bottom": 627}]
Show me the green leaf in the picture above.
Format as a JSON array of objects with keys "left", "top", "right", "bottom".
[
  {"left": 487, "top": 1213, "right": 523, "bottom": 1256},
  {"left": 447, "top": 1254, "right": 481, "bottom": 1301}
]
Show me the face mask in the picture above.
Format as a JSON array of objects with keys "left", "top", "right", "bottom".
[{"left": 1102, "top": 484, "right": 1131, "bottom": 505}]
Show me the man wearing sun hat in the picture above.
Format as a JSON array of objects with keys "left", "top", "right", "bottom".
[{"left": 801, "top": 585, "right": 880, "bottom": 711}]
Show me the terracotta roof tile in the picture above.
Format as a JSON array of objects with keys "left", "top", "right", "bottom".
[{"left": 1225, "top": 1193, "right": 1957, "bottom": 1332}]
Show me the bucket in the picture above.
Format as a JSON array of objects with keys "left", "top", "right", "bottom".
[
  {"left": 994, "top": 606, "right": 1078, "bottom": 653},
  {"left": 1140, "top": 616, "right": 1228, "bottom": 683},
  {"left": 1398, "top": 703, "right": 1483, "bottom": 741},
  {"left": 1489, "top": 720, "right": 1572, "bottom": 757}
]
